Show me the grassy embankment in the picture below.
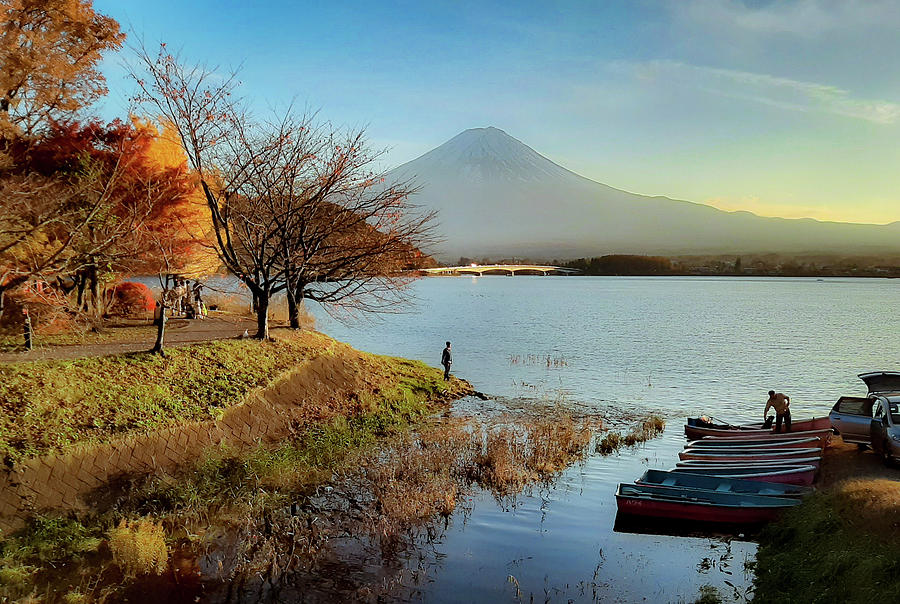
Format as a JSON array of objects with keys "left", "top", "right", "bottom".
[
  {"left": 0, "top": 329, "right": 434, "bottom": 463},
  {"left": 752, "top": 479, "right": 900, "bottom": 603}
]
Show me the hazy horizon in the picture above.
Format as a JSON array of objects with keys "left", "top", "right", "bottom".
[{"left": 388, "top": 126, "right": 900, "bottom": 260}]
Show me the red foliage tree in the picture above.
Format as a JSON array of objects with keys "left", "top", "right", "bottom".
[
  {"left": 1, "top": 118, "right": 211, "bottom": 318},
  {"left": 108, "top": 281, "right": 155, "bottom": 318}
]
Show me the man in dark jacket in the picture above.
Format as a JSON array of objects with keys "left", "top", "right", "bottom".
[{"left": 441, "top": 341, "right": 452, "bottom": 381}]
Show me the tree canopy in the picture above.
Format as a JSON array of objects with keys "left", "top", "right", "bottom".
[{"left": 0, "top": 0, "right": 124, "bottom": 136}]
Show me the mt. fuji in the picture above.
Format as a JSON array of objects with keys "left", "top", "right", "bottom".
[{"left": 388, "top": 127, "right": 900, "bottom": 260}]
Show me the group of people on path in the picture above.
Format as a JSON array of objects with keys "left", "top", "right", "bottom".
[{"left": 164, "top": 278, "right": 206, "bottom": 319}]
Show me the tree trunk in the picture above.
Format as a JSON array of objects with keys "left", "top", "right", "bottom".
[
  {"left": 0, "top": 286, "right": 5, "bottom": 321},
  {"left": 255, "top": 294, "right": 269, "bottom": 340},
  {"left": 287, "top": 281, "right": 308, "bottom": 329},
  {"left": 75, "top": 274, "right": 86, "bottom": 311},
  {"left": 150, "top": 301, "right": 167, "bottom": 356},
  {"left": 251, "top": 290, "right": 260, "bottom": 314},
  {"left": 88, "top": 267, "right": 101, "bottom": 318},
  {"left": 286, "top": 286, "right": 299, "bottom": 329}
]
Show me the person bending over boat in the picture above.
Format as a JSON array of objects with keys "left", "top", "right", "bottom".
[{"left": 764, "top": 390, "right": 791, "bottom": 433}]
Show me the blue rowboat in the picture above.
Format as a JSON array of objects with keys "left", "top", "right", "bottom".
[
  {"left": 671, "top": 464, "right": 817, "bottom": 485},
  {"left": 636, "top": 469, "right": 812, "bottom": 497}
]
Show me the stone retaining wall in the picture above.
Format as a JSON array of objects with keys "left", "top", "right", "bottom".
[{"left": 0, "top": 352, "right": 364, "bottom": 534}]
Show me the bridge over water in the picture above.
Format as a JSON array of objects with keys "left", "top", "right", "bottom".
[{"left": 422, "top": 264, "right": 580, "bottom": 276}]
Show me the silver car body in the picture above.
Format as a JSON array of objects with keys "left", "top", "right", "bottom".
[{"left": 829, "top": 371, "right": 900, "bottom": 464}]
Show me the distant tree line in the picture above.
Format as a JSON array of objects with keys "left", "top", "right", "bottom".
[
  {"left": 562, "top": 255, "right": 673, "bottom": 275},
  {"left": 448, "top": 253, "right": 900, "bottom": 277}
]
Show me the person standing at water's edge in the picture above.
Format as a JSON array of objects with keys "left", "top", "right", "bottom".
[
  {"left": 764, "top": 390, "right": 791, "bottom": 433},
  {"left": 441, "top": 341, "right": 452, "bottom": 381}
]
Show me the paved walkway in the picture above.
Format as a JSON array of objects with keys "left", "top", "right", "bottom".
[{"left": 0, "top": 315, "right": 259, "bottom": 363}]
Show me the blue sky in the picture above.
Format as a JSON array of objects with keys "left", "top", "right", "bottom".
[{"left": 94, "top": 0, "right": 900, "bottom": 224}]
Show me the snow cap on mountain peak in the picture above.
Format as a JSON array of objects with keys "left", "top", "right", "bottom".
[{"left": 402, "top": 126, "right": 578, "bottom": 183}]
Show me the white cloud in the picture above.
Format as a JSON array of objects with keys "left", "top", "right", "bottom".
[
  {"left": 679, "top": 0, "right": 900, "bottom": 37},
  {"left": 636, "top": 61, "right": 900, "bottom": 124}
]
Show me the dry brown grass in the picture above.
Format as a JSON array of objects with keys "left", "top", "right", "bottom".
[
  {"left": 365, "top": 424, "right": 472, "bottom": 536},
  {"left": 830, "top": 478, "right": 900, "bottom": 540},
  {"left": 7, "top": 396, "right": 605, "bottom": 601},
  {"left": 465, "top": 412, "right": 601, "bottom": 495},
  {"left": 205, "top": 292, "right": 317, "bottom": 330},
  {"left": 107, "top": 519, "right": 168, "bottom": 577}
]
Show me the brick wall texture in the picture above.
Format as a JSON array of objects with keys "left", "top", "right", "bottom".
[{"left": 0, "top": 352, "right": 365, "bottom": 534}]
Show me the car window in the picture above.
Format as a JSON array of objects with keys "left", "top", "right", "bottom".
[
  {"left": 890, "top": 402, "right": 900, "bottom": 424},
  {"left": 874, "top": 402, "right": 884, "bottom": 418},
  {"left": 837, "top": 397, "right": 871, "bottom": 415}
]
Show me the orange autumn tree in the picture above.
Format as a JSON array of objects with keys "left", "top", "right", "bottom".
[
  {"left": 129, "top": 118, "right": 218, "bottom": 354},
  {"left": 134, "top": 117, "right": 218, "bottom": 281},
  {"left": 0, "top": 0, "right": 124, "bottom": 137},
  {"left": 1, "top": 0, "right": 125, "bottom": 319}
]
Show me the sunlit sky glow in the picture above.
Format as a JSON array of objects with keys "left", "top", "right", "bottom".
[{"left": 95, "top": 0, "right": 900, "bottom": 225}]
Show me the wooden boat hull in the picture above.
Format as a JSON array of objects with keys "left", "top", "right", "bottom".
[
  {"left": 683, "top": 443, "right": 821, "bottom": 454},
  {"left": 679, "top": 447, "right": 822, "bottom": 462},
  {"left": 672, "top": 464, "right": 817, "bottom": 485},
  {"left": 616, "top": 483, "right": 801, "bottom": 523},
  {"left": 636, "top": 470, "right": 813, "bottom": 497}
]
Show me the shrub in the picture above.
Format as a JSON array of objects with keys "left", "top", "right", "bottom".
[
  {"left": 596, "top": 415, "right": 665, "bottom": 455},
  {"left": 108, "top": 282, "right": 156, "bottom": 318},
  {"left": 108, "top": 518, "right": 168, "bottom": 577}
]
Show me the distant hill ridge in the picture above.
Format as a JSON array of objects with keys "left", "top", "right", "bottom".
[{"left": 388, "top": 127, "right": 900, "bottom": 260}]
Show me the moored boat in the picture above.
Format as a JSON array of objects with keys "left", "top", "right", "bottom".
[
  {"left": 615, "top": 483, "right": 801, "bottom": 523},
  {"left": 679, "top": 447, "right": 822, "bottom": 462},
  {"left": 685, "top": 424, "right": 832, "bottom": 442},
  {"left": 690, "top": 436, "right": 821, "bottom": 449},
  {"left": 672, "top": 464, "right": 817, "bottom": 485},
  {"left": 687, "top": 416, "right": 831, "bottom": 432},
  {"left": 677, "top": 456, "right": 821, "bottom": 468},
  {"left": 683, "top": 442, "right": 821, "bottom": 454},
  {"left": 635, "top": 469, "right": 813, "bottom": 497}
]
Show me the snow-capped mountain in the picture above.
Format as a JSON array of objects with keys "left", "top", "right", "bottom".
[
  {"left": 403, "top": 126, "right": 579, "bottom": 183},
  {"left": 389, "top": 127, "right": 900, "bottom": 260}
]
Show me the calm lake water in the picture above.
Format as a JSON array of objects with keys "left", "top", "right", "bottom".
[{"left": 310, "top": 276, "right": 899, "bottom": 603}]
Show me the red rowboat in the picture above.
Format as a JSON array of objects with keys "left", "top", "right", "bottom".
[
  {"left": 672, "top": 464, "right": 817, "bottom": 485},
  {"left": 685, "top": 424, "right": 832, "bottom": 443},
  {"left": 679, "top": 447, "right": 822, "bottom": 462},
  {"left": 616, "top": 483, "right": 801, "bottom": 523},
  {"left": 677, "top": 456, "right": 821, "bottom": 469},
  {"left": 690, "top": 436, "right": 822, "bottom": 449}
]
